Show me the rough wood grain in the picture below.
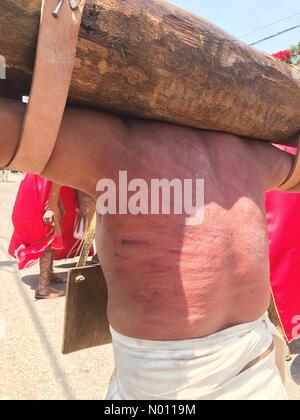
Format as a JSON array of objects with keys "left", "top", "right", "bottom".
[
  {"left": 63, "top": 264, "right": 111, "bottom": 354},
  {"left": 0, "top": 0, "right": 300, "bottom": 142}
]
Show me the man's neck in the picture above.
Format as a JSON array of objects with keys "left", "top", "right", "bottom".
[{"left": 0, "top": 97, "right": 24, "bottom": 168}]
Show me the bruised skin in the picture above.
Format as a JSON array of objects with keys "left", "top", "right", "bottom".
[
  {"left": 95, "top": 125, "right": 293, "bottom": 339},
  {"left": 0, "top": 97, "right": 294, "bottom": 340}
]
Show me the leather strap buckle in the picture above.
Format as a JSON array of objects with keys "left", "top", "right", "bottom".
[{"left": 6, "top": 0, "right": 86, "bottom": 174}]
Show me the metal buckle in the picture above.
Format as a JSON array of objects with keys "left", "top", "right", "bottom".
[
  {"left": 69, "top": 0, "right": 79, "bottom": 10},
  {"left": 52, "top": 0, "right": 78, "bottom": 18}
]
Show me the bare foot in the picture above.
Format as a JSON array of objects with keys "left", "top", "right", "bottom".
[{"left": 35, "top": 287, "right": 64, "bottom": 300}]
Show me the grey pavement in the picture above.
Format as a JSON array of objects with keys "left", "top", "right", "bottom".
[
  {"left": 0, "top": 175, "right": 300, "bottom": 400},
  {"left": 0, "top": 174, "right": 114, "bottom": 400}
]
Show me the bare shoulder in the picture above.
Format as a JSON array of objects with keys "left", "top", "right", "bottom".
[
  {"left": 43, "top": 107, "right": 129, "bottom": 196},
  {"left": 65, "top": 106, "right": 129, "bottom": 134},
  {"left": 207, "top": 132, "right": 294, "bottom": 192},
  {"left": 194, "top": 131, "right": 293, "bottom": 193},
  {"left": 249, "top": 140, "right": 294, "bottom": 191}
]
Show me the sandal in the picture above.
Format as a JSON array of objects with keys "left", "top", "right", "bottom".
[{"left": 35, "top": 287, "right": 64, "bottom": 300}]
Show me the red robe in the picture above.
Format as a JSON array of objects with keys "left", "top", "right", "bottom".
[
  {"left": 266, "top": 146, "right": 300, "bottom": 342},
  {"left": 9, "top": 174, "right": 81, "bottom": 269},
  {"left": 265, "top": 49, "right": 300, "bottom": 342}
]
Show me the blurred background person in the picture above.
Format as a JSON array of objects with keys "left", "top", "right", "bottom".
[
  {"left": 9, "top": 174, "right": 95, "bottom": 299},
  {"left": 266, "top": 48, "right": 300, "bottom": 366}
]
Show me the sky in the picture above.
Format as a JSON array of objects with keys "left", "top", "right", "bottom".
[{"left": 168, "top": 0, "right": 300, "bottom": 54}]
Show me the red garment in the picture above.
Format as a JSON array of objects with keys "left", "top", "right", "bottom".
[
  {"left": 272, "top": 49, "right": 291, "bottom": 63},
  {"left": 266, "top": 49, "right": 300, "bottom": 342},
  {"left": 9, "top": 174, "right": 81, "bottom": 269},
  {"left": 266, "top": 146, "right": 300, "bottom": 342}
]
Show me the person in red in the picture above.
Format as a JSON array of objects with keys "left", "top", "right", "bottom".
[
  {"left": 266, "top": 145, "right": 300, "bottom": 343},
  {"left": 9, "top": 174, "right": 95, "bottom": 299},
  {"left": 266, "top": 48, "right": 300, "bottom": 347}
]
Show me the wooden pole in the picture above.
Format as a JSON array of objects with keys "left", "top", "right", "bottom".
[{"left": 0, "top": 0, "right": 300, "bottom": 142}]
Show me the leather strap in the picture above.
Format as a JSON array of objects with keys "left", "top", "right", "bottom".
[
  {"left": 239, "top": 342, "right": 275, "bottom": 375},
  {"left": 77, "top": 212, "right": 97, "bottom": 268},
  {"left": 277, "top": 135, "right": 300, "bottom": 192},
  {"left": 7, "top": 0, "right": 86, "bottom": 174}
]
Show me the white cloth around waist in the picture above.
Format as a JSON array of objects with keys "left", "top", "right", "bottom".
[{"left": 108, "top": 314, "right": 286, "bottom": 400}]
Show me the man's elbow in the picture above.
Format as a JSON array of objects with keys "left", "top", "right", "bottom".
[{"left": 0, "top": 98, "right": 24, "bottom": 168}]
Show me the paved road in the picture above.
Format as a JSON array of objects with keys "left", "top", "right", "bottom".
[
  {"left": 0, "top": 175, "right": 114, "bottom": 400},
  {"left": 0, "top": 176, "right": 299, "bottom": 400}
]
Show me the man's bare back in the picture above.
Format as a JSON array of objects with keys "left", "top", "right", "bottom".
[
  {"left": 93, "top": 120, "right": 293, "bottom": 340},
  {"left": 0, "top": 99, "right": 294, "bottom": 341}
]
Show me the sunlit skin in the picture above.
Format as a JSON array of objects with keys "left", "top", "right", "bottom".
[{"left": 0, "top": 97, "right": 294, "bottom": 340}]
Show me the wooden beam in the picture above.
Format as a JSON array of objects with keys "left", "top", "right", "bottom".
[{"left": 0, "top": 0, "right": 300, "bottom": 142}]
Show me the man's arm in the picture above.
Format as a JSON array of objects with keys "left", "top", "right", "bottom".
[
  {"left": 43, "top": 183, "right": 62, "bottom": 237},
  {"left": 259, "top": 142, "right": 296, "bottom": 192},
  {"left": 74, "top": 190, "right": 96, "bottom": 239},
  {"left": 0, "top": 98, "right": 25, "bottom": 167},
  {"left": 0, "top": 97, "right": 127, "bottom": 197},
  {"left": 275, "top": 142, "right": 300, "bottom": 193},
  {"left": 43, "top": 107, "right": 128, "bottom": 197}
]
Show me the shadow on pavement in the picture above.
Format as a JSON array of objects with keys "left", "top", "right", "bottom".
[
  {"left": 55, "top": 262, "right": 77, "bottom": 269},
  {"left": 290, "top": 357, "right": 300, "bottom": 385},
  {"left": 21, "top": 272, "right": 67, "bottom": 294},
  {"left": 289, "top": 339, "right": 300, "bottom": 384},
  {"left": 0, "top": 260, "right": 17, "bottom": 268},
  {"left": 289, "top": 339, "right": 300, "bottom": 355},
  {"left": 12, "top": 270, "right": 77, "bottom": 399}
]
